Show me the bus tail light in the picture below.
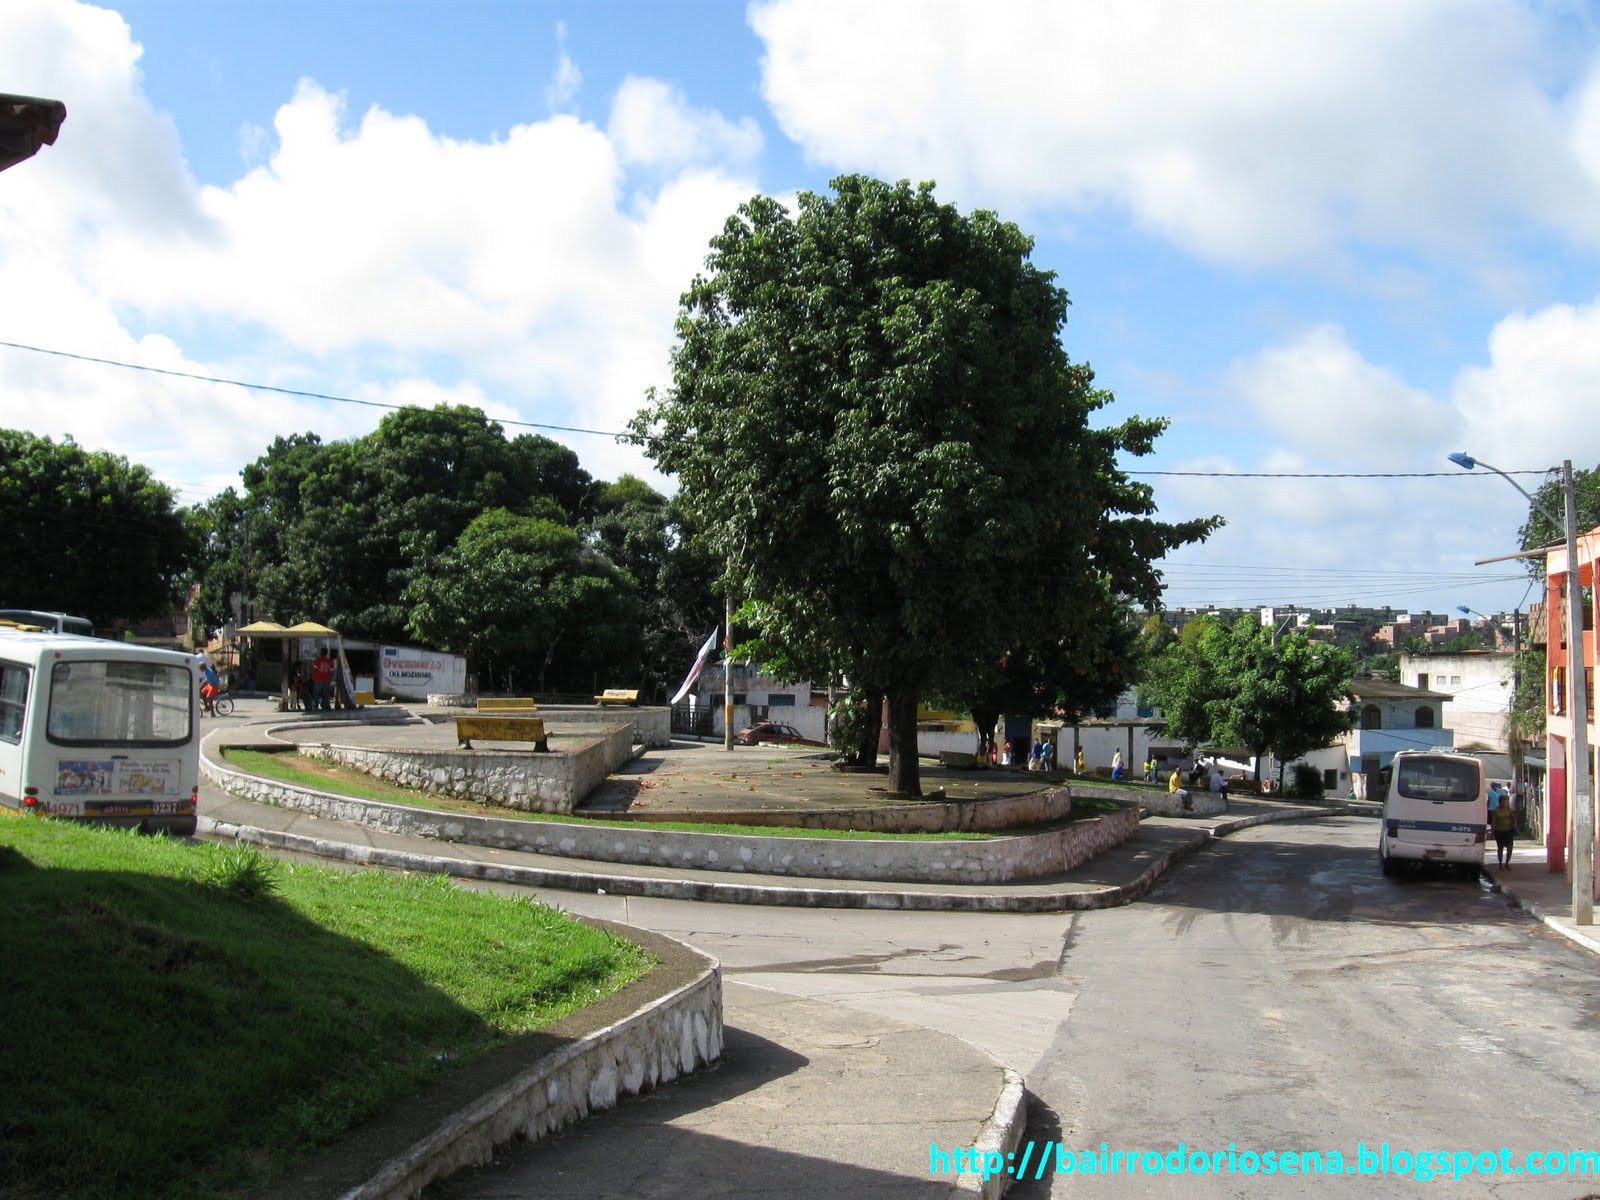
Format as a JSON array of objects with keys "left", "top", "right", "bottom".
[
  {"left": 1475, "top": 827, "right": 1487, "bottom": 843},
  {"left": 22, "top": 788, "right": 38, "bottom": 809}
]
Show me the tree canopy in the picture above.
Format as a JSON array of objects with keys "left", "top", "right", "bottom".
[
  {"left": 1139, "top": 615, "right": 1356, "bottom": 782},
  {"left": 633, "top": 175, "right": 1219, "bottom": 793},
  {"left": 0, "top": 428, "right": 194, "bottom": 626},
  {"left": 1519, "top": 463, "right": 1600, "bottom": 558},
  {"left": 239, "top": 405, "right": 595, "bottom": 642}
]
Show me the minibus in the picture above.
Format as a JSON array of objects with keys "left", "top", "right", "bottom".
[
  {"left": 0, "top": 628, "right": 198, "bottom": 835},
  {"left": 1377, "top": 750, "right": 1487, "bottom": 879}
]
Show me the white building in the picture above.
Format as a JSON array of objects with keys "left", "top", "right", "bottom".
[{"left": 1399, "top": 650, "right": 1515, "bottom": 753}]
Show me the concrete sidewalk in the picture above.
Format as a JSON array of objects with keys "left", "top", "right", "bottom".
[{"left": 1485, "top": 843, "right": 1600, "bottom": 958}]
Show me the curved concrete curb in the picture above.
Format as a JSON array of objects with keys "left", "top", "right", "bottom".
[
  {"left": 256, "top": 923, "right": 721, "bottom": 1200},
  {"left": 954, "top": 1068, "right": 1029, "bottom": 1198},
  {"left": 1488, "top": 879, "right": 1600, "bottom": 958},
  {"left": 198, "top": 805, "right": 1354, "bottom": 913}
]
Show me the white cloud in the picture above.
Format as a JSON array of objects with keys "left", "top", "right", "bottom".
[
  {"left": 0, "top": 2, "right": 762, "bottom": 498},
  {"left": 608, "top": 76, "right": 762, "bottom": 169},
  {"left": 545, "top": 21, "right": 582, "bottom": 113},
  {"left": 1224, "top": 325, "right": 1452, "bottom": 467},
  {"left": 1452, "top": 298, "right": 1600, "bottom": 471},
  {"left": 749, "top": 0, "right": 1600, "bottom": 266}
]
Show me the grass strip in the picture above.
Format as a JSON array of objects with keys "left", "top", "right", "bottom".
[
  {"left": 0, "top": 813, "right": 650, "bottom": 1200},
  {"left": 221, "top": 748, "right": 1005, "bottom": 840}
]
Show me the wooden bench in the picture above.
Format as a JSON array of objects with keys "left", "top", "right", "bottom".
[
  {"left": 454, "top": 715, "right": 549, "bottom": 752},
  {"left": 477, "top": 697, "right": 538, "bottom": 712},
  {"left": 593, "top": 688, "right": 640, "bottom": 707}
]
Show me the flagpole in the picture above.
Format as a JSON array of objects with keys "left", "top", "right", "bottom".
[{"left": 723, "top": 591, "right": 734, "bottom": 751}]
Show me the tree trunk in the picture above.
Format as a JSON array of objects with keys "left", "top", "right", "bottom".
[
  {"left": 851, "top": 692, "right": 883, "bottom": 768},
  {"left": 886, "top": 690, "right": 922, "bottom": 797}
]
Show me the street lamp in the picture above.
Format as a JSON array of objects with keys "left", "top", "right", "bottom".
[{"left": 1450, "top": 452, "right": 1592, "bottom": 923}]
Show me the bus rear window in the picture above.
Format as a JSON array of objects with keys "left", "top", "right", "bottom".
[
  {"left": 1396, "top": 760, "right": 1480, "bottom": 802},
  {"left": 47, "top": 660, "right": 192, "bottom": 746}
]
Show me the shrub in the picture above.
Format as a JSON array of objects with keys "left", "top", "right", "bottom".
[
  {"left": 1290, "top": 763, "right": 1325, "bottom": 801},
  {"left": 194, "top": 844, "right": 281, "bottom": 899}
]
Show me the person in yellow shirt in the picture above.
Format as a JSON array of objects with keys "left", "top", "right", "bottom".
[
  {"left": 1074, "top": 747, "right": 1085, "bottom": 775},
  {"left": 1168, "top": 767, "right": 1182, "bottom": 793}
]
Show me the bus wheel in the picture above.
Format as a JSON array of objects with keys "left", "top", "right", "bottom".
[{"left": 1380, "top": 853, "right": 1395, "bottom": 877}]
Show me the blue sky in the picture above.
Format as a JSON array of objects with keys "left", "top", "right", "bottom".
[{"left": 5, "top": 0, "right": 1600, "bottom": 620}]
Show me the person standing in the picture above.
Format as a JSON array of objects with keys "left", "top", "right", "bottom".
[
  {"left": 1074, "top": 747, "right": 1085, "bottom": 775},
  {"left": 1490, "top": 787, "right": 1516, "bottom": 869},
  {"left": 1111, "top": 749, "right": 1124, "bottom": 780},
  {"left": 311, "top": 647, "right": 336, "bottom": 713}
]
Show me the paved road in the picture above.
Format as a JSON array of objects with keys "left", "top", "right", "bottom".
[
  {"left": 1009, "top": 815, "right": 1600, "bottom": 1198},
  {"left": 450, "top": 816, "right": 1600, "bottom": 1198}
]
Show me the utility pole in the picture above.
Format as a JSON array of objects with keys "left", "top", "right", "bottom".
[
  {"left": 723, "top": 591, "right": 734, "bottom": 752},
  {"left": 1562, "top": 461, "right": 1593, "bottom": 924}
]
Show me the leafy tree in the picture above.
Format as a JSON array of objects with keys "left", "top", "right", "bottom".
[
  {"left": 0, "top": 428, "right": 194, "bottom": 626},
  {"left": 185, "top": 487, "right": 251, "bottom": 640},
  {"left": 1519, "top": 464, "right": 1600, "bottom": 557},
  {"left": 404, "top": 508, "right": 639, "bottom": 693},
  {"left": 633, "top": 175, "right": 1219, "bottom": 795},
  {"left": 1140, "top": 615, "right": 1355, "bottom": 784},
  {"left": 583, "top": 475, "right": 720, "bottom": 701},
  {"left": 241, "top": 406, "right": 593, "bottom": 641}
]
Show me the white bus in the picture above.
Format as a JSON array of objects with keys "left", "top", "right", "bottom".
[
  {"left": 0, "top": 628, "right": 199, "bottom": 835},
  {"left": 1378, "top": 750, "right": 1487, "bottom": 879}
]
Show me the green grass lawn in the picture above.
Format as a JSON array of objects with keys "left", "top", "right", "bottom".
[
  {"left": 221, "top": 748, "right": 997, "bottom": 840},
  {"left": 0, "top": 813, "right": 650, "bottom": 1200}
]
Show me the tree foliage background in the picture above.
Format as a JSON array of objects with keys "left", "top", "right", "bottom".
[
  {"left": 634, "top": 175, "right": 1219, "bottom": 793},
  {"left": 1139, "top": 615, "right": 1356, "bottom": 782},
  {"left": 0, "top": 428, "right": 194, "bottom": 626}
]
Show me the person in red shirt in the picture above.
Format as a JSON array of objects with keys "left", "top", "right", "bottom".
[{"left": 311, "top": 648, "right": 335, "bottom": 713}]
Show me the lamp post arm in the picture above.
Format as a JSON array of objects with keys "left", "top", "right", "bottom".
[{"left": 1459, "top": 456, "right": 1565, "bottom": 532}]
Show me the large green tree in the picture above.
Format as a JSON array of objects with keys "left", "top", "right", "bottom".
[
  {"left": 1140, "top": 615, "right": 1356, "bottom": 784},
  {"left": 404, "top": 508, "right": 640, "bottom": 693},
  {"left": 0, "top": 428, "right": 194, "bottom": 626},
  {"left": 240, "top": 405, "right": 594, "bottom": 641},
  {"left": 633, "top": 175, "right": 1219, "bottom": 795}
]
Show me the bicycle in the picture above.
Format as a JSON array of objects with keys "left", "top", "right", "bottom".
[{"left": 205, "top": 692, "right": 234, "bottom": 717}]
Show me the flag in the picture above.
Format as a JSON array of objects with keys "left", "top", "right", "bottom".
[{"left": 670, "top": 628, "right": 720, "bottom": 705}]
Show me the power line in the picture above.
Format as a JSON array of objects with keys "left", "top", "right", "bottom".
[{"left": 0, "top": 339, "right": 1563, "bottom": 479}]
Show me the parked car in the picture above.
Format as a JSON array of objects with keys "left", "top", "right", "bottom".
[{"left": 735, "top": 721, "right": 823, "bottom": 747}]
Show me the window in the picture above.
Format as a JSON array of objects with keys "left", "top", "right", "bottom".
[
  {"left": 1362, "top": 705, "right": 1382, "bottom": 730},
  {"left": 1414, "top": 707, "right": 1434, "bottom": 729},
  {"left": 0, "top": 662, "right": 28, "bottom": 743},
  {"left": 1416, "top": 673, "right": 1429, "bottom": 690},
  {"left": 1396, "top": 758, "right": 1479, "bottom": 802},
  {"left": 767, "top": 694, "right": 796, "bottom": 707},
  {"left": 1323, "top": 769, "right": 1338, "bottom": 790},
  {"left": 47, "top": 660, "right": 192, "bottom": 746}
]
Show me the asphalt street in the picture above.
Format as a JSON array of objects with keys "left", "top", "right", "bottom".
[{"left": 445, "top": 816, "right": 1600, "bottom": 1199}]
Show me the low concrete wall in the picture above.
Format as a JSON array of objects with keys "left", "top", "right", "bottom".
[
  {"left": 1139, "top": 789, "right": 1226, "bottom": 817},
  {"left": 204, "top": 745, "right": 1137, "bottom": 883},
  {"left": 295, "top": 724, "right": 635, "bottom": 814},
  {"left": 621, "top": 786, "right": 1073, "bottom": 834},
  {"left": 258, "top": 924, "right": 721, "bottom": 1200}
]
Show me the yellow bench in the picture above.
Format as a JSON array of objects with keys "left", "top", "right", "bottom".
[
  {"left": 454, "top": 715, "right": 549, "bottom": 752},
  {"left": 477, "top": 697, "right": 538, "bottom": 712},
  {"left": 594, "top": 688, "right": 640, "bottom": 706}
]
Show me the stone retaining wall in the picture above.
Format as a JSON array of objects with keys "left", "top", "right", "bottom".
[
  {"left": 296, "top": 724, "right": 635, "bottom": 814},
  {"left": 204, "top": 744, "right": 1138, "bottom": 883}
]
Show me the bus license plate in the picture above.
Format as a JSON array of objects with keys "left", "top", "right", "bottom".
[
  {"left": 1424, "top": 849, "right": 1446, "bottom": 859},
  {"left": 47, "top": 799, "right": 83, "bottom": 817}
]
